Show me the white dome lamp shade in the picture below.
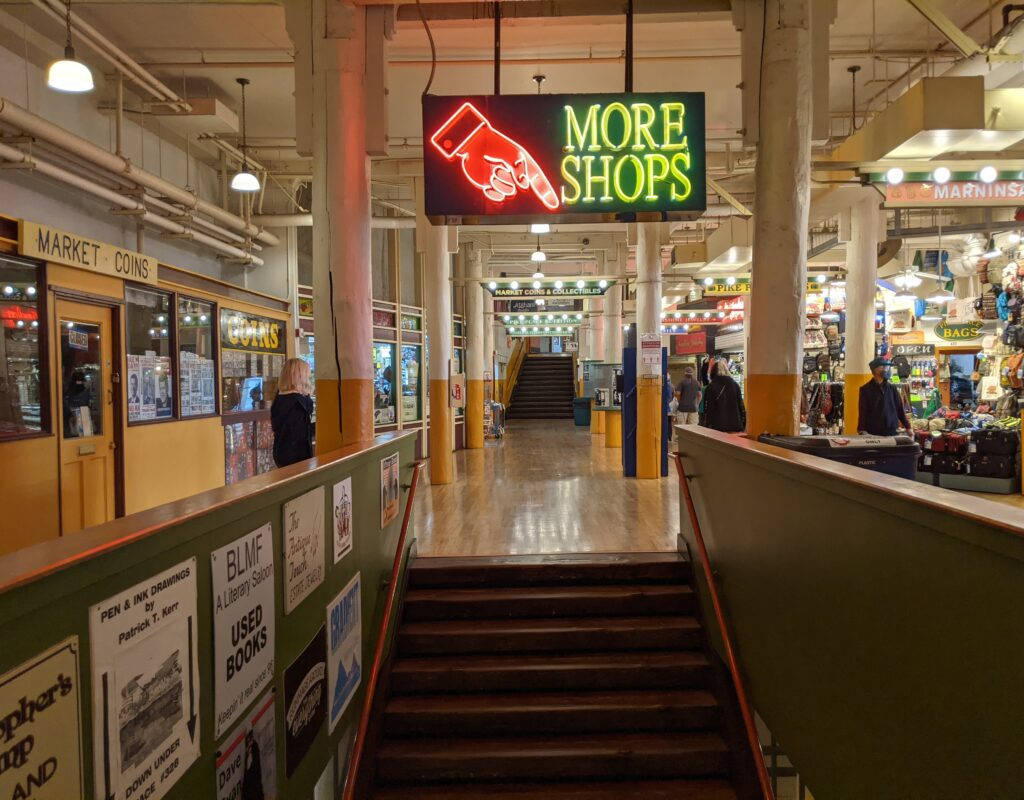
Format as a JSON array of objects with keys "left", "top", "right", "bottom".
[
  {"left": 231, "top": 77, "right": 260, "bottom": 193},
  {"left": 47, "top": 2, "right": 93, "bottom": 93}
]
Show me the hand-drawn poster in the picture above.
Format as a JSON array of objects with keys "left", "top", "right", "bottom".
[
  {"left": 284, "top": 627, "right": 327, "bottom": 777},
  {"left": 0, "top": 637, "right": 83, "bottom": 800},
  {"left": 89, "top": 559, "right": 200, "bottom": 800},
  {"left": 283, "top": 486, "right": 326, "bottom": 613},
  {"left": 326, "top": 573, "right": 362, "bottom": 733},
  {"left": 380, "top": 453, "right": 400, "bottom": 529},
  {"left": 332, "top": 478, "right": 353, "bottom": 564},
  {"left": 215, "top": 689, "right": 276, "bottom": 800},
  {"left": 211, "top": 523, "right": 276, "bottom": 737}
]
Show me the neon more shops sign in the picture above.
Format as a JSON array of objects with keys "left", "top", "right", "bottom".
[{"left": 422, "top": 92, "right": 706, "bottom": 223}]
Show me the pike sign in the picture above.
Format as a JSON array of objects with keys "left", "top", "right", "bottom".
[{"left": 423, "top": 92, "right": 706, "bottom": 222}]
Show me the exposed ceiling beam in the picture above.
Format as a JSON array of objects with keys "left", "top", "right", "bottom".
[
  {"left": 394, "top": 0, "right": 729, "bottom": 21},
  {"left": 902, "top": 0, "right": 983, "bottom": 58}
]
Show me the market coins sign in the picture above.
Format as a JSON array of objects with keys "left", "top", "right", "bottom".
[
  {"left": 422, "top": 92, "right": 706, "bottom": 223},
  {"left": 886, "top": 180, "right": 1024, "bottom": 207},
  {"left": 0, "top": 638, "right": 83, "bottom": 800},
  {"left": 220, "top": 308, "right": 286, "bottom": 354},
  {"left": 491, "top": 285, "right": 607, "bottom": 298},
  {"left": 934, "top": 319, "right": 983, "bottom": 341},
  {"left": 19, "top": 220, "right": 157, "bottom": 285}
]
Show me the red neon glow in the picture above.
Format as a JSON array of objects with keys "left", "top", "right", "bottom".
[
  {"left": 429, "top": 101, "right": 560, "bottom": 211},
  {"left": 1, "top": 305, "right": 37, "bottom": 329}
]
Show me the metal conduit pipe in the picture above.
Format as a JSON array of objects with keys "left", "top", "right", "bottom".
[
  {"left": 252, "top": 214, "right": 416, "bottom": 229},
  {"left": 0, "top": 142, "right": 263, "bottom": 266},
  {"left": 31, "top": 0, "right": 189, "bottom": 110},
  {"left": 143, "top": 193, "right": 259, "bottom": 249},
  {"left": 0, "top": 97, "right": 279, "bottom": 247}
]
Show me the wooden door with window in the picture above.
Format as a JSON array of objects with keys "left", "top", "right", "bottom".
[{"left": 56, "top": 299, "right": 117, "bottom": 534}]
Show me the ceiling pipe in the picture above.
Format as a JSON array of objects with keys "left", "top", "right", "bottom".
[
  {"left": 0, "top": 142, "right": 262, "bottom": 265},
  {"left": 252, "top": 213, "right": 415, "bottom": 229},
  {"left": 0, "top": 96, "right": 279, "bottom": 247}
]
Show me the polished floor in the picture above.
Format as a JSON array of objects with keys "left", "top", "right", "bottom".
[{"left": 414, "top": 420, "right": 679, "bottom": 556}]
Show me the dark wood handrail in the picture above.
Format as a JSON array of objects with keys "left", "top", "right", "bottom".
[
  {"left": 343, "top": 459, "right": 426, "bottom": 800},
  {"left": 673, "top": 452, "right": 774, "bottom": 800}
]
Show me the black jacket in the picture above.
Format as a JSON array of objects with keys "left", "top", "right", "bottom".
[
  {"left": 857, "top": 378, "right": 910, "bottom": 435},
  {"left": 271, "top": 392, "right": 314, "bottom": 467},
  {"left": 703, "top": 374, "right": 746, "bottom": 433}
]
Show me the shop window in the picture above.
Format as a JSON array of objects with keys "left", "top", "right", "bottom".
[
  {"left": 177, "top": 296, "right": 217, "bottom": 417},
  {"left": 373, "top": 342, "right": 396, "bottom": 425},
  {"left": 401, "top": 344, "right": 421, "bottom": 422},
  {"left": 219, "top": 308, "right": 286, "bottom": 414},
  {"left": 0, "top": 256, "right": 47, "bottom": 438},
  {"left": 125, "top": 286, "right": 175, "bottom": 423}
]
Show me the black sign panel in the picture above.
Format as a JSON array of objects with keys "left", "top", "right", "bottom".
[
  {"left": 892, "top": 343, "right": 936, "bottom": 357},
  {"left": 220, "top": 308, "right": 287, "bottom": 354},
  {"left": 284, "top": 626, "right": 327, "bottom": 777}
]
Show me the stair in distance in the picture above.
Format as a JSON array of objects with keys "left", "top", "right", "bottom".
[
  {"left": 369, "top": 552, "right": 758, "bottom": 799},
  {"left": 508, "top": 354, "right": 575, "bottom": 419}
]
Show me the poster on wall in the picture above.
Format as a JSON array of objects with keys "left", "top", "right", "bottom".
[
  {"left": 332, "top": 478, "right": 353, "bottom": 564},
  {"left": 89, "top": 559, "right": 200, "bottom": 800},
  {"left": 126, "top": 354, "right": 141, "bottom": 420},
  {"left": 0, "top": 637, "right": 83, "bottom": 799},
  {"left": 639, "top": 333, "right": 661, "bottom": 375},
  {"left": 284, "top": 626, "right": 327, "bottom": 777},
  {"left": 181, "top": 352, "right": 217, "bottom": 417},
  {"left": 211, "top": 523, "right": 276, "bottom": 738},
  {"left": 215, "top": 689, "right": 276, "bottom": 800},
  {"left": 283, "top": 486, "right": 326, "bottom": 613},
  {"left": 380, "top": 453, "right": 400, "bottom": 529},
  {"left": 326, "top": 573, "right": 362, "bottom": 732}
]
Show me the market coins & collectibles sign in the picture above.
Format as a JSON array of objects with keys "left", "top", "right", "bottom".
[
  {"left": 20, "top": 220, "right": 157, "bottom": 285},
  {"left": 423, "top": 92, "right": 706, "bottom": 223}
]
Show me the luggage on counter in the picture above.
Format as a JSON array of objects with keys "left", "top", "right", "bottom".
[
  {"left": 758, "top": 434, "right": 920, "bottom": 480},
  {"left": 967, "top": 453, "right": 1018, "bottom": 479},
  {"left": 930, "top": 432, "right": 969, "bottom": 455},
  {"left": 931, "top": 453, "right": 964, "bottom": 475},
  {"left": 972, "top": 427, "right": 1020, "bottom": 456}
]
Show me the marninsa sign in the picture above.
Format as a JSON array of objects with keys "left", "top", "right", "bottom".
[
  {"left": 423, "top": 92, "right": 706, "bottom": 223},
  {"left": 885, "top": 180, "right": 1024, "bottom": 207}
]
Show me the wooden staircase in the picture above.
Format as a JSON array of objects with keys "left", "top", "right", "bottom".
[
  {"left": 507, "top": 354, "right": 575, "bottom": 419},
  {"left": 369, "top": 553, "right": 760, "bottom": 799}
]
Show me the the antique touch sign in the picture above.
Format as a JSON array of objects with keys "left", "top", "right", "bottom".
[
  {"left": 19, "top": 220, "right": 157, "bottom": 285},
  {"left": 220, "top": 308, "right": 287, "bottom": 354},
  {"left": 422, "top": 92, "right": 706, "bottom": 222},
  {"left": 885, "top": 180, "right": 1024, "bottom": 207}
]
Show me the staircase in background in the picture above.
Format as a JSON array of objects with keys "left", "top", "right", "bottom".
[
  {"left": 370, "top": 553, "right": 760, "bottom": 799},
  {"left": 507, "top": 354, "right": 574, "bottom": 420}
]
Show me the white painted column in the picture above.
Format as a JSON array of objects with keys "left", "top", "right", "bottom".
[
  {"left": 307, "top": 1, "right": 373, "bottom": 451},
  {"left": 745, "top": 0, "right": 812, "bottom": 437},
  {"left": 843, "top": 195, "right": 880, "bottom": 433},
  {"left": 465, "top": 246, "right": 485, "bottom": 448},
  {"left": 482, "top": 250, "right": 494, "bottom": 387},
  {"left": 636, "top": 222, "right": 664, "bottom": 478},
  {"left": 590, "top": 300, "right": 605, "bottom": 362}
]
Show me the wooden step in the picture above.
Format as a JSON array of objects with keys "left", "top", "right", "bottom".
[
  {"left": 375, "top": 732, "right": 730, "bottom": 784},
  {"left": 390, "top": 651, "right": 711, "bottom": 694},
  {"left": 373, "top": 779, "right": 739, "bottom": 799},
  {"left": 403, "top": 584, "right": 694, "bottom": 621},
  {"left": 408, "top": 553, "right": 689, "bottom": 589},
  {"left": 383, "top": 689, "right": 720, "bottom": 736},
  {"left": 396, "top": 616, "right": 702, "bottom": 656}
]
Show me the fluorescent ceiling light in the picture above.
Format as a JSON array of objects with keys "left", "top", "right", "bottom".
[
  {"left": 47, "top": 53, "right": 94, "bottom": 93},
  {"left": 230, "top": 171, "right": 260, "bottom": 192},
  {"left": 530, "top": 223, "right": 550, "bottom": 234},
  {"left": 531, "top": 249, "right": 546, "bottom": 262}
]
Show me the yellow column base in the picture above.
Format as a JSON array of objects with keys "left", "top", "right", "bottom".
[
  {"left": 745, "top": 372, "right": 800, "bottom": 437},
  {"left": 315, "top": 378, "right": 343, "bottom": 455},
  {"left": 636, "top": 377, "right": 661, "bottom": 479},
  {"left": 429, "top": 379, "right": 454, "bottom": 484},
  {"left": 590, "top": 401, "right": 600, "bottom": 434},
  {"left": 466, "top": 378, "right": 484, "bottom": 448},
  {"left": 605, "top": 409, "right": 622, "bottom": 448},
  {"left": 843, "top": 373, "right": 869, "bottom": 434},
  {"left": 315, "top": 378, "right": 374, "bottom": 453},
  {"left": 596, "top": 410, "right": 606, "bottom": 434}
]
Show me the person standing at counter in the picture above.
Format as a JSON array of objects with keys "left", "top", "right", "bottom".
[
  {"left": 703, "top": 358, "right": 746, "bottom": 433},
  {"left": 857, "top": 357, "right": 912, "bottom": 436},
  {"left": 271, "top": 358, "right": 314, "bottom": 467}
]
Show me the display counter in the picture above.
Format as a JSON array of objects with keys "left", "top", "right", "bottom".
[{"left": 596, "top": 404, "right": 622, "bottom": 447}]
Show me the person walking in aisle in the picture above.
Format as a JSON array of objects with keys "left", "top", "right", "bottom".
[
  {"left": 271, "top": 357, "right": 314, "bottom": 467},
  {"left": 675, "top": 366, "right": 702, "bottom": 426},
  {"left": 703, "top": 358, "right": 746, "bottom": 433}
]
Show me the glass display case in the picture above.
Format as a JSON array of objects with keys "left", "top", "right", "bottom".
[
  {"left": 0, "top": 256, "right": 44, "bottom": 437},
  {"left": 401, "top": 344, "right": 421, "bottom": 422},
  {"left": 373, "top": 341, "right": 396, "bottom": 425}
]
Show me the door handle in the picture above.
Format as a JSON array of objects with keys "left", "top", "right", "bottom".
[{"left": 107, "top": 388, "right": 113, "bottom": 406}]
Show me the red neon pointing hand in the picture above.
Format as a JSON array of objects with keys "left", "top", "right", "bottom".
[{"left": 430, "top": 102, "right": 561, "bottom": 211}]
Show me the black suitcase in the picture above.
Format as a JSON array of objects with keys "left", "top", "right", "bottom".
[
  {"left": 967, "top": 453, "right": 1017, "bottom": 479},
  {"left": 757, "top": 435, "right": 920, "bottom": 480},
  {"left": 931, "top": 453, "right": 964, "bottom": 474},
  {"left": 973, "top": 428, "right": 1020, "bottom": 456}
]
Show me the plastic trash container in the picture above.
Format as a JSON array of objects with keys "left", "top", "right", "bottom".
[
  {"left": 573, "top": 398, "right": 592, "bottom": 427},
  {"left": 757, "top": 434, "right": 920, "bottom": 480}
]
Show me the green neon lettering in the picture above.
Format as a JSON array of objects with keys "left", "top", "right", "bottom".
[
  {"left": 631, "top": 103, "right": 658, "bottom": 151},
  {"left": 643, "top": 153, "right": 670, "bottom": 200},
  {"left": 564, "top": 105, "right": 600, "bottom": 152},
  {"left": 561, "top": 156, "right": 582, "bottom": 204},
  {"left": 582, "top": 155, "right": 615, "bottom": 202},
  {"left": 613, "top": 155, "right": 645, "bottom": 202},
  {"left": 600, "top": 102, "right": 631, "bottom": 151},
  {"left": 662, "top": 102, "right": 686, "bottom": 150},
  {"left": 670, "top": 151, "right": 692, "bottom": 201}
]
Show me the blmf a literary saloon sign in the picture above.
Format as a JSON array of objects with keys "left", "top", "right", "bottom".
[{"left": 423, "top": 92, "right": 706, "bottom": 222}]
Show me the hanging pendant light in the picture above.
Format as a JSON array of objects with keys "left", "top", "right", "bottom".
[
  {"left": 231, "top": 77, "right": 260, "bottom": 192},
  {"left": 47, "top": 0, "right": 94, "bottom": 93},
  {"left": 531, "top": 234, "right": 546, "bottom": 267}
]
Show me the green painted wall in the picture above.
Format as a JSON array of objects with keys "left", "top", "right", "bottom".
[
  {"left": 0, "top": 431, "right": 418, "bottom": 800},
  {"left": 676, "top": 428, "right": 1024, "bottom": 800}
]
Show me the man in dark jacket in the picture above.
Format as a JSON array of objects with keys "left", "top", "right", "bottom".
[
  {"left": 703, "top": 359, "right": 746, "bottom": 433},
  {"left": 857, "top": 357, "right": 911, "bottom": 436}
]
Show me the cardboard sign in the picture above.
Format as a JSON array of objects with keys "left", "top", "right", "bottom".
[
  {"left": 211, "top": 524, "right": 276, "bottom": 738},
  {"left": 284, "top": 628, "right": 327, "bottom": 777},
  {"left": 215, "top": 690, "right": 276, "bottom": 800},
  {"left": 89, "top": 559, "right": 200, "bottom": 800},
  {"left": 283, "top": 487, "right": 326, "bottom": 614},
  {"left": 0, "top": 638, "right": 83, "bottom": 800},
  {"left": 326, "top": 574, "right": 362, "bottom": 733}
]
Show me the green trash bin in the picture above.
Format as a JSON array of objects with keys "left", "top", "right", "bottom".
[{"left": 573, "top": 397, "right": 591, "bottom": 427}]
